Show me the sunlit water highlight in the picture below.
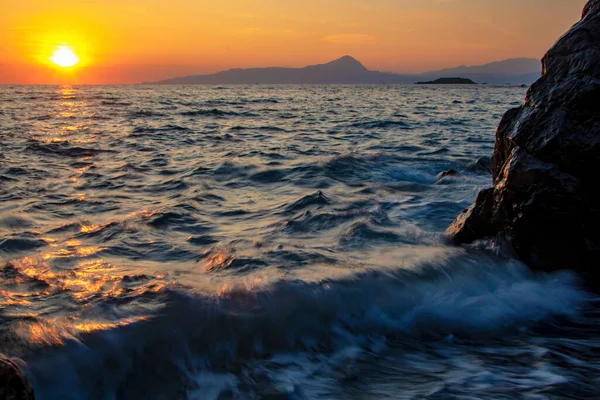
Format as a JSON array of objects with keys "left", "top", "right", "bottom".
[{"left": 0, "top": 85, "right": 599, "bottom": 399}]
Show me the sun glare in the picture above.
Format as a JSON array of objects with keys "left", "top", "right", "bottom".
[{"left": 50, "top": 46, "right": 80, "bottom": 68}]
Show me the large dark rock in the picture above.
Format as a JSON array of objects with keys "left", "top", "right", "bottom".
[
  {"left": 448, "top": 0, "right": 600, "bottom": 275},
  {"left": 0, "top": 355, "right": 34, "bottom": 399}
]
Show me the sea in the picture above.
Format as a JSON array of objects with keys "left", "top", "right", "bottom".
[{"left": 0, "top": 85, "right": 599, "bottom": 400}]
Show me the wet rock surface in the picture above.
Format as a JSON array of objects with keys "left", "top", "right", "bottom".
[
  {"left": 448, "top": 0, "right": 600, "bottom": 275},
  {"left": 0, "top": 355, "right": 34, "bottom": 400}
]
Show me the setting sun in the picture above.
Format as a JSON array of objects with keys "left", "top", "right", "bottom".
[{"left": 50, "top": 46, "right": 80, "bottom": 68}]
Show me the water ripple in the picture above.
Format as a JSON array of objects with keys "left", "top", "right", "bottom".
[{"left": 2, "top": 84, "right": 598, "bottom": 399}]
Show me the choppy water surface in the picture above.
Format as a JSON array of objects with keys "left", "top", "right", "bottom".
[{"left": 1, "top": 85, "right": 599, "bottom": 399}]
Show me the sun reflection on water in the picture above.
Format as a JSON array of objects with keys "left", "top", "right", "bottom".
[
  {"left": 80, "top": 225, "right": 99, "bottom": 233},
  {"left": 19, "top": 320, "right": 67, "bottom": 347},
  {"left": 4, "top": 249, "right": 167, "bottom": 303},
  {"left": 32, "top": 86, "right": 94, "bottom": 144},
  {"left": 11, "top": 316, "right": 150, "bottom": 348},
  {"left": 73, "top": 317, "right": 149, "bottom": 333},
  {"left": 42, "top": 245, "right": 104, "bottom": 260},
  {"left": 204, "top": 248, "right": 236, "bottom": 272},
  {"left": 2, "top": 248, "right": 169, "bottom": 348}
]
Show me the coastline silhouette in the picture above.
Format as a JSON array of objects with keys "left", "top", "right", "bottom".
[{"left": 146, "top": 55, "right": 541, "bottom": 85}]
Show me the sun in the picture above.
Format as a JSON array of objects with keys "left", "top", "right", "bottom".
[{"left": 50, "top": 46, "right": 80, "bottom": 68}]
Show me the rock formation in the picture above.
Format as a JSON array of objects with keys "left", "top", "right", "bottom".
[
  {"left": 0, "top": 355, "right": 34, "bottom": 399},
  {"left": 448, "top": 0, "right": 600, "bottom": 276},
  {"left": 415, "top": 77, "right": 476, "bottom": 85}
]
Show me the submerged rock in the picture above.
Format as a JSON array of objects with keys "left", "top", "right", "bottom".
[
  {"left": 467, "top": 156, "right": 493, "bottom": 174},
  {"left": 448, "top": 0, "right": 600, "bottom": 275},
  {"left": 439, "top": 169, "right": 460, "bottom": 178},
  {"left": 0, "top": 355, "right": 34, "bottom": 400}
]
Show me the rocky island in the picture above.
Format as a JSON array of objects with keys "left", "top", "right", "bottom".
[
  {"left": 415, "top": 77, "right": 476, "bottom": 84},
  {"left": 448, "top": 0, "right": 600, "bottom": 278}
]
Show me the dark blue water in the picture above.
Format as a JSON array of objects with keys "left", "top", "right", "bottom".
[{"left": 1, "top": 85, "right": 598, "bottom": 399}]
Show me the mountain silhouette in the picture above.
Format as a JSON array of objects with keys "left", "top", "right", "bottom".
[
  {"left": 424, "top": 58, "right": 541, "bottom": 84},
  {"left": 146, "top": 56, "right": 541, "bottom": 85},
  {"left": 147, "top": 56, "right": 418, "bottom": 85},
  {"left": 307, "top": 55, "right": 369, "bottom": 73}
]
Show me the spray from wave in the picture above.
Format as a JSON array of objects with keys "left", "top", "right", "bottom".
[{"left": 15, "top": 251, "right": 592, "bottom": 399}]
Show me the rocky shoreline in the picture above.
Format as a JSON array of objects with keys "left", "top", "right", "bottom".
[{"left": 448, "top": 0, "right": 600, "bottom": 278}]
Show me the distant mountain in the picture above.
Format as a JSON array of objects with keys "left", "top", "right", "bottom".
[
  {"left": 424, "top": 58, "right": 541, "bottom": 85},
  {"left": 146, "top": 56, "right": 420, "bottom": 85},
  {"left": 145, "top": 56, "right": 542, "bottom": 85}
]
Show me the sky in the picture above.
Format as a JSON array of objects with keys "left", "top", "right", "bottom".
[{"left": 0, "top": 0, "right": 587, "bottom": 84}]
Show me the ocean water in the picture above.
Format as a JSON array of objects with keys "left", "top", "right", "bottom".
[{"left": 0, "top": 85, "right": 599, "bottom": 399}]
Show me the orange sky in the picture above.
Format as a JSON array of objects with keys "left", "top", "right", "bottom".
[{"left": 0, "top": 0, "right": 586, "bottom": 84}]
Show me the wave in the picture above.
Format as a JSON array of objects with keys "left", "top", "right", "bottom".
[
  {"left": 229, "top": 125, "right": 288, "bottom": 132},
  {"left": 2, "top": 83, "right": 584, "bottom": 399},
  {"left": 131, "top": 125, "right": 191, "bottom": 135},
  {"left": 348, "top": 120, "right": 411, "bottom": 129},
  {"left": 202, "top": 98, "right": 279, "bottom": 105},
  {"left": 30, "top": 114, "right": 53, "bottom": 121},
  {"left": 100, "top": 100, "right": 132, "bottom": 107},
  {"left": 26, "top": 140, "right": 117, "bottom": 158},
  {"left": 248, "top": 169, "right": 288, "bottom": 183},
  {"left": 180, "top": 109, "right": 258, "bottom": 118},
  {"left": 277, "top": 209, "right": 369, "bottom": 234},
  {"left": 128, "top": 109, "right": 166, "bottom": 118},
  {"left": 12, "top": 254, "right": 590, "bottom": 399},
  {"left": 280, "top": 191, "right": 331, "bottom": 215},
  {"left": 338, "top": 220, "right": 408, "bottom": 248},
  {"left": 145, "top": 209, "right": 211, "bottom": 234},
  {"left": 0, "top": 174, "right": 17, "bottom": 182},
  {"left": 323, "top": 154, "right": 435, "bottom": 185},
  {"left": 0, "top": 237, "right": 48, "bottom": 254}
]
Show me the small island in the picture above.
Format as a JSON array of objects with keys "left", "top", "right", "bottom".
[{"left": 415, "top": 77, "right": 476, "bottom": 85}]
